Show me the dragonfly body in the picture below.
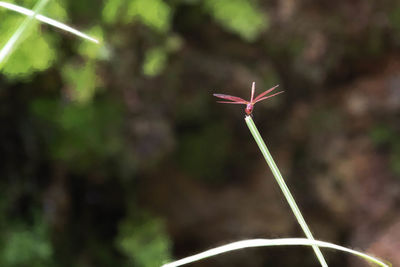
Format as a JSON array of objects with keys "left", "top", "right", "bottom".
[
  {"left": 213, "top": 82, "right": 283, "bottom": 115},
  {"left": 245, "top": 103, "right": 254, "bottom": 115}
]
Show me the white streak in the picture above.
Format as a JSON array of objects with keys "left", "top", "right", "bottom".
[
  {"left": 0, "top": 0, "right": 49, "bottom": 64},
  {"left": 0, "top": 1, "right": 99, "bottom": 43}
]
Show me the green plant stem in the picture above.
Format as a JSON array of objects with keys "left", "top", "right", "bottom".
[
  {"left": 0, "top": 0, "right": 49, "bottom": 68},
  {"left": 245, "top": 115, "right": 328, "bottom": 267}
]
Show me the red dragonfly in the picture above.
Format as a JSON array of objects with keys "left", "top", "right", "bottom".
[{"left": 213, "top": 82, "right": 283, "bottom": 115}]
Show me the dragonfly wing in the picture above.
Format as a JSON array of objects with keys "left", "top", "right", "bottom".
[
  {"left": 213, "top": 94, "right": 247, "bottom": 103},
  {"left": 250, "top": 82, "right": 255, "bottom": 102},
  {"left": 217, "top": 101, "right": 247, "bottom": 104},
  {"left": 254, "top": 91, "right": 284, "bottom": 103},
  {"left": 253, "top": 85, "right": 280, "bottom": 102}
]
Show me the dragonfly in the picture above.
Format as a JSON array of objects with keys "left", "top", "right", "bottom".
[{"left": 213, "top": 82, "right": 283, "bottom": 115}]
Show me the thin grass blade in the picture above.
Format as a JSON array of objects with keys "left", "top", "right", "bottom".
[
  {"left": 245, "top": 115, "right": 328, "bottom": 267},
  {"left": 0, "top": 1, "right": 99, "bottom": 44},
  {"left": 0, "top": 0, "right": 49, "bottom": 67}
]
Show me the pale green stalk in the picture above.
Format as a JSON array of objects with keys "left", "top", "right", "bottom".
[
  {"left": 245, "top": 115, "right": 328, "bottom": 267},
  {"left": 0, "top": 0, "right": 49, "bottom": 67},
  {"left": 161, "top": 238, "right": 389, "bottom": 267}
]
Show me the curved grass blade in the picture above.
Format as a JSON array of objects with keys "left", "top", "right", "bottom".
[{"left": 161, "top": 238, "right": 390, "bottom": 267}]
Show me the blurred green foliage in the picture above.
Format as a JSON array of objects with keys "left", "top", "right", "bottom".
[
  {"left": 178, "top": 123, "right": 232, "bottom": 182},
  {"left": 142, "top": 47, "right": 167, "bottom": 76},
  {"left": 6, "top": 0, "right": 398, "bottom": 266},
  {"left": 103, "top": 0, "right": 172, "bottom": 32},
  {"left": 0, "top": 0, "right": 66, "bottom": 78},
  {"left": 0, "top": 218, "right": 53, "bottom": 267},
  {"left": 370, "top": 125, "right": 400, "bottom": 175},
  {"left": 31, "top": 98, "right": 124, "bottom": 170},
  {"left": 0, "top": 16, "right": 56, "bottom": 79},
  {"left": 77, "top": 26, "right": 106, "bottom": 60},
  {"left": 204, "top": 0, "right": 268, "bottom": 41},
  {"left": 116, "top": 214, "right": 171, "bottom": 267},
  {"left": 62, "top": 61, "right": 99, "bottom": 103},
  {"left": 389, "top": 3, "right": 400, "bottom": 30},
  {"left": 2, "top": 0, "right": 267, "bottom": 81}
]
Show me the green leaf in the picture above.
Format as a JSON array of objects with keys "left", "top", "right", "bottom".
[
  {"left": 116, "top": 216, "right": 171, "bottom": 267},
  {"left": 102, "top": 0, "right": 126, "bottom": 24},
  {"left": 0, "top": 19, "right": 57, "bottom": 79},
  {"left": 0, "top": 0, "right": 70, "bottom": 78},
  {"left": 128, "top": 0, "right": 172, "bottom": 32},
  {"left": 103, "top": 0, "right": 172, "bottom": 32},
  {"left": 142, "top": 47, "right": 167, "bottom": 76},
  {"left": 1, "top": 220, "right": 53, "bottom": 267},
  {"left": 204, "top": 0, "right": 268, "bottom": 41},
  {"left": 77, "top": 26, "right": 108, "bottom": 60},
  {"left": 31, "top": 99, "right": 124, "bottom": 169},
  {"left": 62, "top": 61, "right": 99, "bottom": 103}
]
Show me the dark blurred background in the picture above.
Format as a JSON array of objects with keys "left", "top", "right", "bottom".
[{"left": 1, "top": 0, "right": 400, "bottom": 266}]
